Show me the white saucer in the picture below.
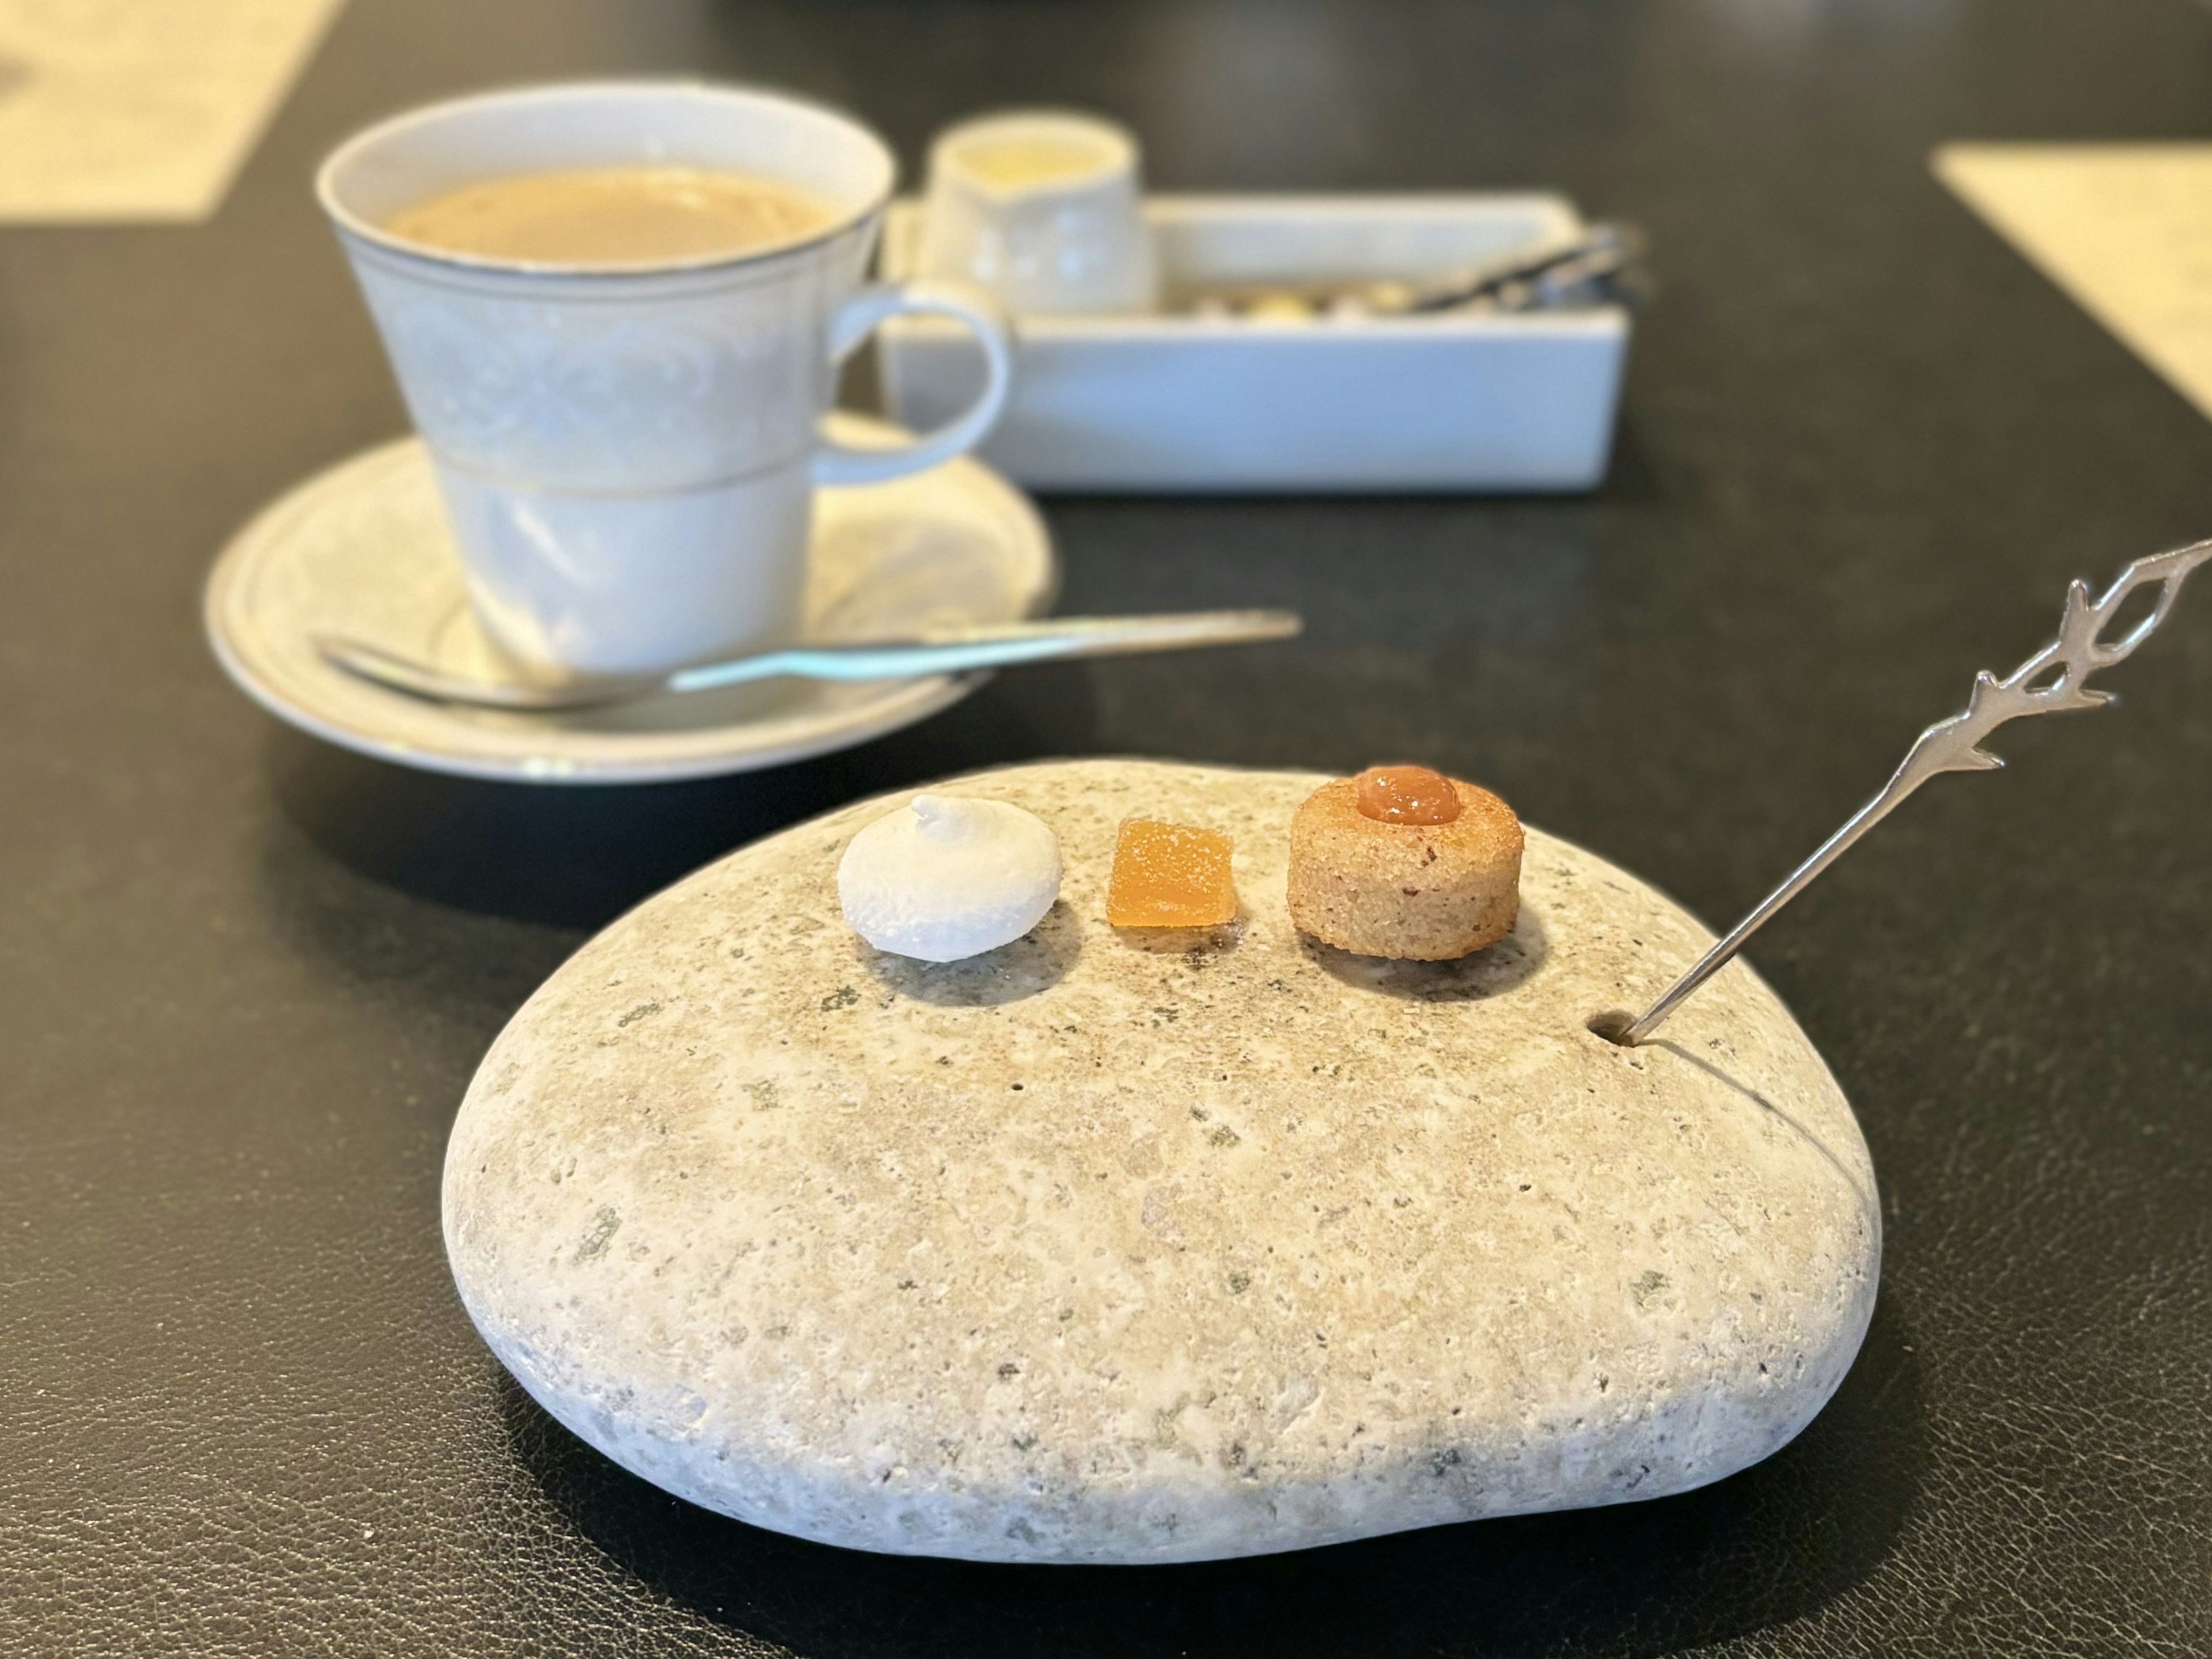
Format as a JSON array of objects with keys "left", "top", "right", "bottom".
[{"left": 204, "top": 414, "right": 1057, "bottom": 785}]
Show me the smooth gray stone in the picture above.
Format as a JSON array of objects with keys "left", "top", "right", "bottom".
[{"left": 444, "top": 759, "right": 1879, "bottom": 1565}]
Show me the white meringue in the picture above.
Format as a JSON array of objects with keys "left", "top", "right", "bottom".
[{"left": 837, "top": 794, "right": 1062, "bottom": 962}]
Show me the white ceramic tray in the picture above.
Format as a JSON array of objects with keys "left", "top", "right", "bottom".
[{"left": 877, "top": 194, "right": 1630, "bottom": 494}]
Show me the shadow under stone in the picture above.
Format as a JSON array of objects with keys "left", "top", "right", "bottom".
[
  {"left": 497, "top": 1293, "right": 1925, "bottom": 1659},
  {"left": 266, "top": 663, "right": 1102, "bottom": 931},
  {"left": 1301, "top": 903, "right": 1549, "bottom": 1002}
]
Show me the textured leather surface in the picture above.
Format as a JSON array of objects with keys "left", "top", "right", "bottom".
[{"left": 4, "top": 0, "right": 2211, "bottom": 1652}]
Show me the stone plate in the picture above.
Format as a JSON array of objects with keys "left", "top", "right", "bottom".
[{"left": 444, "top": 760, "right": 1880, "bottom": 1565}]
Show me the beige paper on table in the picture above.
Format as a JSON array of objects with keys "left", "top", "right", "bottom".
[
  {"left": 1936, "top": 143, "right": 2212, "bottom": 422},
  {"left": 0, "top": 0, "right": 347, "bottom": 222}
]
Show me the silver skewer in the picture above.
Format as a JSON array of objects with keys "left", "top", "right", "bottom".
[{"left": 1607, "top": 539, "right": 2212, "bottom": 1046}]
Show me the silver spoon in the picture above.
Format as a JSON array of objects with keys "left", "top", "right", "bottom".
[
  {"left": 1399, "top": 221, "right": 1646, "bottom": 315},
  {"left": 314, "top": 609, "right": 1304, "bottom": 713}
]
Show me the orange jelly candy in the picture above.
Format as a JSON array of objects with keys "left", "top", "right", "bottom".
[
  {"left": 1355, "top": 764, "right": 1462, "bottom": 825},
  {"left": 1106, "top": 819, "right": 1237, "bottom": 927}
]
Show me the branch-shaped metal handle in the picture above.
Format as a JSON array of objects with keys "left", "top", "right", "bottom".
[{"left": 1607, "top": 539, "right": 2212, "bottom": 1046}]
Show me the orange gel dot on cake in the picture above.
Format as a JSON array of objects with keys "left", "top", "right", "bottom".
[
  {"left": 1105, "top": 819, "right": 1237, "bottom": 927},
  {"left": 1354, "top": 765, "right": 1462, "bottom": 825}
]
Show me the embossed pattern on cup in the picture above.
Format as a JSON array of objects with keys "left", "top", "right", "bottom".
[
  {"left": 346, "top": 238, "right": 866, "bottom": 495},
  {"left": 320, "top": 83, "right": 1012, "bottom": 679}
]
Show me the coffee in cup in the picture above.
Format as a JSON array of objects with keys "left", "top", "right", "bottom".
[
  {"left": 382, "top": 165, "right": 838, "bottom": 266},
  {"left": 319, "top": 83, "right": 1013, "bottom": 680}
]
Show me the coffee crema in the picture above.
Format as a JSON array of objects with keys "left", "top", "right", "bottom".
[{"left": 381, "top": 165, "right": 838, "bottom": 266}]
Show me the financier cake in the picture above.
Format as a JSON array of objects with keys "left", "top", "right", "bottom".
[{"left": 1287, "top": 764, "right": 1523, "bottom": 959}]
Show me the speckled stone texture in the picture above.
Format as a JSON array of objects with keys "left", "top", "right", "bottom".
[{"left": 444, "top": 760, "right": 1879, "bottom": 1565}]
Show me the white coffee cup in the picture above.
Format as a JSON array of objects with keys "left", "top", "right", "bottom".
[
  {"left": 916, "top": 109, "right": 1157, "bottom": 315},
  {"left": 319, "top": 82, "right": 1013, "bottom": 679}
]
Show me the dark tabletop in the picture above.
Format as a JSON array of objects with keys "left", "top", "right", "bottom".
[{"left": 8, "top": 0, "right": 2212, "bottom": 1653}]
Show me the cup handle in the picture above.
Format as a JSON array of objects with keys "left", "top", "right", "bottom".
[{"left": 813, "top": 282, "right": 1014, "bottom": 487}]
